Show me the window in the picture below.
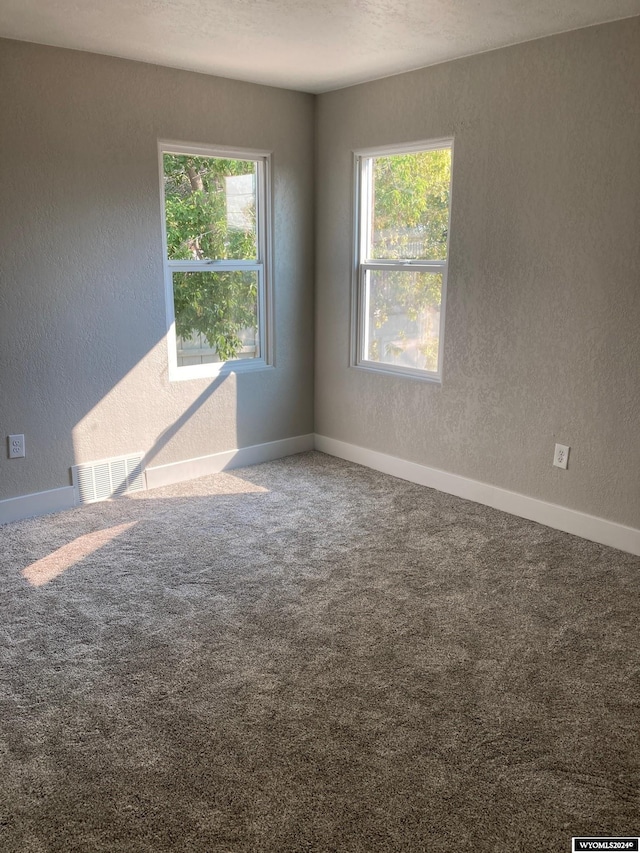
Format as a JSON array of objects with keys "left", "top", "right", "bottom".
[
  {"left": 353, "top": 139, "right": 453, "bottom": 381},
  {"left": 159, "top": 141, "right": 272, "bottom": 380}
]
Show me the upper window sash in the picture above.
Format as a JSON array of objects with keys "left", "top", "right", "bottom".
[
  {"left": 161, "top": 143, "right": 269, "bottom": 265},
  {"left": 356, "top": 137, "right": 453, "bottom": 266}
]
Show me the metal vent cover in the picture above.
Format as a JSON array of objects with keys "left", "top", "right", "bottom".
[{"left": 72, "top": 453, "right": 146, "bottom": 504}]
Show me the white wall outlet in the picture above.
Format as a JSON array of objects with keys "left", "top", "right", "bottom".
[
  {"left": 8, "top": 434, "right": 25, "bottom": 459},
  {"left": 553, "top": 443, "right": 569, "bottom": 470}
]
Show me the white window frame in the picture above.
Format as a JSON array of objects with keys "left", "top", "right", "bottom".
[
  {"left": 351, "top": 138, "right": 454, "bottom": 382},
  {"left": 158, "top": 140, "right": 274, "bottom": 382}
]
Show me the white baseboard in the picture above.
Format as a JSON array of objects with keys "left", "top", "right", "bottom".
[
  {"left": 145, "top": 433, "right": 315, "bottom": 490},
  {"left": 314, "top": 435, "right": 640, "bottom": 557},
  {"left": 0, "top": 435, "right": 315, "bottom": 524},
  {"left": 4, "top": 435, "right": 637, "bottom": 558},
  {"left": 0, "top": 486, "right": 76, "bottom": 525}
]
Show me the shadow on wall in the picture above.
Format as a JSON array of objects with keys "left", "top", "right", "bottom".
[
  {"left": 70, "top": 357, "right": 243, "bottom": 485},
  {"left": 69, "top": 341, "right": 253, "bottom": 492},
  {"left": 72, "top": 368, "right": 236, "bottom": 509},
  {"left": 0, "top": 299, "right": 253, "bottom": 503},
  {"left": 138, "top": 369, "right": 232, "bottom": 473}
]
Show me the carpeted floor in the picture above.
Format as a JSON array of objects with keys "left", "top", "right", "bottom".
[{"left": 1, "top": 451, "right": 639, "bottom": 852}]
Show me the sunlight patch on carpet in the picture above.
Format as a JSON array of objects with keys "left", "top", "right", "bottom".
[
  {"left": 22, "top": 521, "right": 137, "bottom": 587},
  {"left": 134, "top": 472, "right": 270, "bottom": 500}
]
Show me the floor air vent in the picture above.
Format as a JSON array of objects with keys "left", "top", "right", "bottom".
[{"left": 72, "top": 453, "right": 146, "bottom": 504}]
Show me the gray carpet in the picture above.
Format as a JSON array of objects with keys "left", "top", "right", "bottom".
[{"left": 1, "top": 451, "right": 639, "bottom": 852}]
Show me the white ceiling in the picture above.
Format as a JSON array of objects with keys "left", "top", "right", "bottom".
[{"left": 1, "top": 0, "right": 639, "bottom": 93}]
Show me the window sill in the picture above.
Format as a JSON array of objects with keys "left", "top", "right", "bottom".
[
  {"left": 168, "top": 358, "right": 274, "bottom": 383},
  {"left": 352, "top": 361, "right": 442, "bottom": 384}
]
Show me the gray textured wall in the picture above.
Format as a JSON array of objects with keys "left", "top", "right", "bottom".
[
  {"left": 315, "top": 19, "right": 640, "bottom": 528},
  {"left": 0, "top": 40, "right": 315, "bottom": 501}
]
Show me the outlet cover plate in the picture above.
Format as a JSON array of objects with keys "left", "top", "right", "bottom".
[
  {"left": 553, "top": 443, "right": 569, "bottom": 469},
  {"left": 8, "top": 434, "right": 25, "bottom": 459}
]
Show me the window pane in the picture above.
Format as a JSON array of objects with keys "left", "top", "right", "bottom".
[
  {"left": 173, "top": 270, "right": 259, "bottom": 365},
  {"left": 369, "top": 148, "right": 451, "bottom": 261},
  {"left": 365, "top": 269, "right": 442, "bottom": 372},
  {"left": 163, "top": 154, "right": 257, "bottom": 261}
]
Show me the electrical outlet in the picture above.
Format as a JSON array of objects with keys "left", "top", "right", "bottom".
[
  {"left": 8, "top": 434, "right": 25, "bottom": 459},
  {"left": 553, "top": 443, "right": 569, "bottom": 470}
]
